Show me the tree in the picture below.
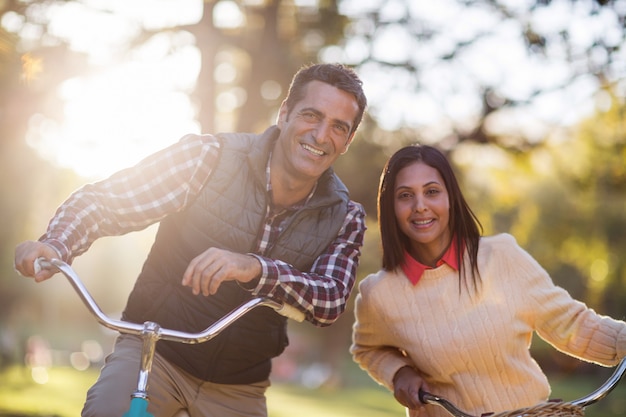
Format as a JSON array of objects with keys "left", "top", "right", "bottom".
[
  {"left": 181, "top": 0, "right": 349, "bottom": 133},
  {"left": 0, "top": 1, "right": 91, "bottom": 366},
  {"left": 335, "top": 0, "right": 626, "bottom": 152},
  {"left": 549, "top": 91, "right": 626, "bottom": 316}
]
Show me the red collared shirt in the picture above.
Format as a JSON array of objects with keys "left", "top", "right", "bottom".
[{"left": 401, "top": 240, "right": 460, "bottom": 285}]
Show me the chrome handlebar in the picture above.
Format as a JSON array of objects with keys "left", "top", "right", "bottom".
[
  {"left": 35, "top": 257, "right": 305, "bottom": 399},
  {"left": 418, "top": 357, "right": 626, "bottom": 417},
  {"left": 36, "top": 257, "right": 305, "bottom": 343}
]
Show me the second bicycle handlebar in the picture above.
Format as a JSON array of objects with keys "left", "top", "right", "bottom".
[{"left": 418, "top": 357, "right": 626, "bottom": 417}]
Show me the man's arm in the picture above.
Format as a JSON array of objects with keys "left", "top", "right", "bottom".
[
  {"left": 251, "top": 201, "right": 367, "bottom": 326},
  {"left": 179, "top": 201, "right": 366, "bottom": 325},
  {"left": 36, "top": 134, "right": 220, "bottom": 263}
]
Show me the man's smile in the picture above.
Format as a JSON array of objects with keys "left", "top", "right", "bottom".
[{"left": 301, "top": 143, "right": 326, "bottom": 156}]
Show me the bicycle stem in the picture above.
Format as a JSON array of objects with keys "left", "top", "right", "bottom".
[{"left": 135, "top": 322, "right": 162, "bottom": 399}]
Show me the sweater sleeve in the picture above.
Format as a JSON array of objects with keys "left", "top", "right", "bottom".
[
  {"left": 350, "top": 275, "right": 414, "bottom": 391},
  {"left": 505, "top": 235, "right": 626, "bottom": 366}
]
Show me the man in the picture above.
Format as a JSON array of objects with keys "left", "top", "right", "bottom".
[{"left": 14, "top": 63, "right": 368, "bottom": 417}]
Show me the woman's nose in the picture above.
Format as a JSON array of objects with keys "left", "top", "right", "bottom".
[{"left": 414, "top": 197, "right": 427, "bottom": 212}]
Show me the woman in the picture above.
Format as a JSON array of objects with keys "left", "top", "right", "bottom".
[{"left": 350, "top": 144, "right": 626, "bottom": 417}]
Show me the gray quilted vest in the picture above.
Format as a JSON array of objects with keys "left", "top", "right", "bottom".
[{"left": 122, "top": 126, "right": 349, "bottom": 383}]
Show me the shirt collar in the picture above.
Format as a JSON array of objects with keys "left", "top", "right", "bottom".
[{"left": 401, "top": 239, "right": 460, "bottom": 286}]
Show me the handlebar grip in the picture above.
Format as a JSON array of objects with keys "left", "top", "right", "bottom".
[
  {"left": 274, "top": 302, "right": 305, "bottom": 322},
  {"left": 34, "top": 257, "right": 43, "bottom": 274},
  {"left": 419, "top": 388, "right": 430, "bottom": 404},
  {"left": 34, "top": 257, "right": 54, "bottom": 274}
]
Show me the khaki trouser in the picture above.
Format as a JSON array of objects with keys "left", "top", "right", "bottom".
[{"left": 82, "top": 334, "right": 270, "bottom": 417}]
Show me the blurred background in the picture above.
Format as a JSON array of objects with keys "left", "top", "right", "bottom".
[{"left": 1, "top": 0, "right": 626, "bottom": 416}]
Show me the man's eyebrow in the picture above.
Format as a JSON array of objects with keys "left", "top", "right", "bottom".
[{"left": 298, "top": 107, "right": 323, "bottom": 116}]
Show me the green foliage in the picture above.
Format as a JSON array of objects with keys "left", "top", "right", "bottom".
[
  {"left": 447, "top": 92, "right": 626, "bottom": 318},
  {"left": 526, "top": 94, "right": 626, "bottom": 315}
]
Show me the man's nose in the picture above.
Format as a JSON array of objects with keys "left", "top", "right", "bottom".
[{"left": 312, "top": 120, "right": 332, "bottom": 143}]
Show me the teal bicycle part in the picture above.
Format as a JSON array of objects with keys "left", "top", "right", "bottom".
[{"left": 123, "top": 398, "right": 152, "bottom": 417}]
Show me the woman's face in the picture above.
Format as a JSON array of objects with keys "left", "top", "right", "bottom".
[{"left": 393, "top": 161, "right": 451, "bottom": 262}]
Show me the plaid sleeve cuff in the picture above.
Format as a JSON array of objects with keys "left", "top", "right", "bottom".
[
  {"left": 246, "top": 253, "right": 280, "bottom": 296},
  {"left": 38, "top": 238, "right": 69, "bottom": 262}
]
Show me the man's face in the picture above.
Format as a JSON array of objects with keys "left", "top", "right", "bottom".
[{"left": 275, "top": 80, "right": 360, "bottom": 183}]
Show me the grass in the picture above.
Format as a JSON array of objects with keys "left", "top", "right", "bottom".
[
  {"left": 0, "top": 366, "right": 97, "bottom": 417},
  {"left": 0, "top": 365, "right": 404, "bottom": 417},
  {"left": 0, "top": 365, "right": 625, "bottom": 417},
  {"left": 267, "top": 385, "right": 404, "bottom": 417}
]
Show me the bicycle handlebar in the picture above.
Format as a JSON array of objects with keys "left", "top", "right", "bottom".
[
  {"left": 418, "top": 357, "right": 626, "bottom": 417},
  {"left": 36, "top": 257, "right": 305, "bottom": 344},
  {"left": 570, "top": 356, "right": 626, "bottom": 407}
]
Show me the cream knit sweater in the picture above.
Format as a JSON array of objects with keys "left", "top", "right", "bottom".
[{"left": 351, "top": 233, "right": 626, "bottom": 417}]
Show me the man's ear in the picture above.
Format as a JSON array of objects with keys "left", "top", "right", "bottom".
[
  {"left": 341, "top": 132, "right": 356, "bottom": 155},
  {"left": 276, "top": 101, "right": 289, "bottom": 128}
]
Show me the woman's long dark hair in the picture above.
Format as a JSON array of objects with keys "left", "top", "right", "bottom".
[{"left": 378, "top": 144, "right": 483, "bottom": 291}]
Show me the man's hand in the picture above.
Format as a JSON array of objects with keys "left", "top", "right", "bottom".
[
  {"left": 14, "top": 241, "right": 60, "bottom": 282},
  {"left": 393, "top": 366, "right": 429, "bottom": 410},
  {"left": 181, "top": 247, "right": 262, "bottom": 296}
]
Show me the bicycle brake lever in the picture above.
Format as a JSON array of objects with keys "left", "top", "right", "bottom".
[{"left": 419, "top": 389, "right": 478, "bottom": 417}]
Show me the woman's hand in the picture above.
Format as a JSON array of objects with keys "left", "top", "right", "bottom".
[{"left": 393, "top": 366, "right": 429, "bottom": 410}]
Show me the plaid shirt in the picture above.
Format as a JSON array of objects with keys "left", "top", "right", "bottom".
[{"left": 41, "top": 133, "right": 367, "bottom": 326}]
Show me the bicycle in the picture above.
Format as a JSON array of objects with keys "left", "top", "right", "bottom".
[
  {"left": 34, "top": 257, "right": 306, "bottom": 417},
  {"left": 418, "top": 356, "right": 626, "bottom": 417}
]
